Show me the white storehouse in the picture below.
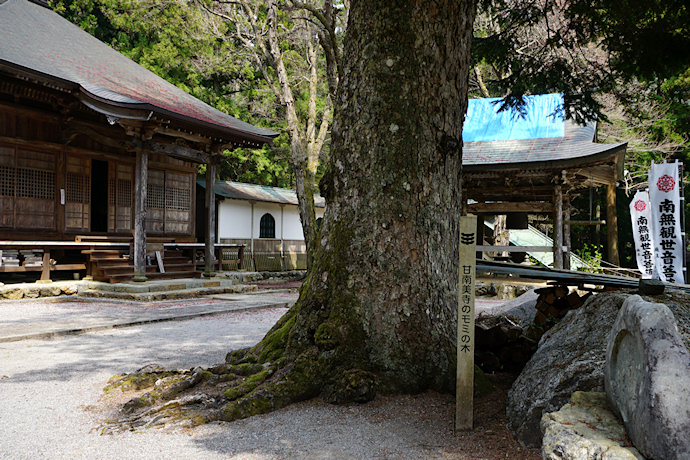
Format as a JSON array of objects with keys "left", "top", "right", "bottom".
[{"left": 197, "top": 179, "right": 325, "bottom": 270}]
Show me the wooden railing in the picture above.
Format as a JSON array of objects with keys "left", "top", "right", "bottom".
[{"left": 219, "top": 238, "right": 308, "bottom": 271}]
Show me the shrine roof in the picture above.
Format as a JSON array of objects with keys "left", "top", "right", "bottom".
[
  {"left": 0, "top": 0, "right": 278, "bottom": 147},
  {"left": 463, "top": 94, "right": 626, "bottom": 170},
  {"left": 198, "top": 179, "right": 326, "bottom": 208}
]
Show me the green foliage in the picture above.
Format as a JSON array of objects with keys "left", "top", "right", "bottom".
[
  {"left": 49, "top": 0, "right": 297, "bottom": 188},
  {"left": 473, "top": 0, "right": 690, "bottom": 121},
  {"left": 574, "top": 243, "right": 603, "bottom": 273}
]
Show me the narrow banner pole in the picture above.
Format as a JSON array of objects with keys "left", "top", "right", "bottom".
[
  {"left": 679, "top": 161, "right": 687, "bottom": 283},
  {"left": 456, "top": 215, "right": 477, "bottom": 432}
]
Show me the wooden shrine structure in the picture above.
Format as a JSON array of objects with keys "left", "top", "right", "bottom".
[
  {"left": 462, "top": 98, "right": 626, "bottom": 269},
  {"left": 0, "top": 0, "right": 277, "bottom": 282}
]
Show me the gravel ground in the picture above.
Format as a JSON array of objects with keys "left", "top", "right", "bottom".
[{"left": 0, "top": 303, "right": 540, "bottom": 459}]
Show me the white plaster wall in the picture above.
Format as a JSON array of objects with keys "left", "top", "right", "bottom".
[
  {"left": 218, "top": 199, "right": 252, "bottom": 239},
  {"left": 217, "top": 199, "right": 326, "bottom": 241},
  {"left": 252, "top": 202, "right": 283, "bottom": 238}
]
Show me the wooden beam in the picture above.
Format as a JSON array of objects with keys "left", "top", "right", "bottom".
[
  {"left": 62, "top": 122, "right": 211, "bottom": 163},
  {"left": 565, "top": 220, "right": 607, "bottom": 226},
  {"left": 465, "top": 185, "right": 556, "bottom": 194},
  {"left": 62, "top": 121, "right": 133, "bottom": 150},
  {"left": 155, "top": 127, "right": 212, "bottom": 145},
  {"left": 467, "top": 201, "right": 555, "bottom": 214},
  {"left": 476, "top": 245, "right": 567, "bottom": 253},
  {"left": 147, "top": 140, "right": 211, "bottom": 164}
]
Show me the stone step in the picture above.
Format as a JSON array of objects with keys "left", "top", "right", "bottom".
[
  {"left": 82, "top": 278, "right": 239, "bottom": 293},
  {"left": 79, "top": 283, "right": 257, "bottom": 301}
]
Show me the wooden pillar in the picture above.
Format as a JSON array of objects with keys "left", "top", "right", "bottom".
[
  {"left": 563, "top": 198, "right": 571, "bottom": 270},
  {"left": 280, "top": 204, "right": 285, "bottom": 270},
  {"left": 133, "top": 148, "right": 148, "bottom": 281},
  {"left": 476, "top": 213, "right": 484, "bottom": 259},
  {"left": 606, "top": 183, "right": 620, "bottom": 266},
  {"left": 553, "top": 185, "right": 564, "bottom": 269},
  {"left": 594, "top": 202, "right": 601, "bottom": 248},
  {"left": 40, "top": 250, "right": 51, "bottom": 281},
  {"left": 250, "top": 201, "right": 255, "bottom": 269},
  {"left": 204, "top": 162, "right": 216, "bottom": 276}
]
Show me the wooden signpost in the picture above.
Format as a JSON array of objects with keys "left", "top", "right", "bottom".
[{"left": 456, "top": 215, "right": 477, "bottom": 432}]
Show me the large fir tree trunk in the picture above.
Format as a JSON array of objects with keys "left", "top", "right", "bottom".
[
  {"left": 103, "top": 0, "right": 478, "bottom": 429},
  {"left": 307, "top": 0, "right": 477, "bottom": 392}
]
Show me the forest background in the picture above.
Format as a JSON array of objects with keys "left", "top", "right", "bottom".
[{"left": 49, "top": 0, "right": 689, "bottom": 268}]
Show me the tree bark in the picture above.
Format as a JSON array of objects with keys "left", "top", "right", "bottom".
[{"left": 266, "top": 0, "right": 477, "bottom": 396}]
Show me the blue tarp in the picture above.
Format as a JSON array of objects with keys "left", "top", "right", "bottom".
[{"left": 462, "top": 93, "right": 564, "bottom": 142}]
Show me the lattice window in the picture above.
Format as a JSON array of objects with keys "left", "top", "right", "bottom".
[
  {"left": 108, "top": 179, "right": 116, "bottom": 206},
  {"left": 0, "top": 165, "right": 13, "bottom": 197},
  {"left": 16, "top": 168, "right": 55, "bottom": 199},
  {"left": 117, "top": 179, "right": 132, "bottom": 207},
  {"left": 66, "top": 172, "right": 90, "bottom": 203},
  {"left": 165, "top": 187, "right": 191, "bottom": 211},
  {"left": 146, "top": 183, "right": 165, "bottom": 209}
]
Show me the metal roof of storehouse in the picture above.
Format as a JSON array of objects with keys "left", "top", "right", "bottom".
[
  {"left": 462, "top": 94, "right": 626, "bottom": 171},
  {"left": 197, "top": 179, "right": 326, "bottom": 208},
  {"left": 0, "top": 0, "right": 278, "bottom": 147}
]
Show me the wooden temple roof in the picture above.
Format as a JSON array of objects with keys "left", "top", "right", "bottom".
[
  {"left": 463, "top": 118, "right": 625, "bottom": 172},
  {"left": 0, "top": 0, "right": 278, "bottom": 149},
  {"left": 462, "top": 95, "right": 626, "bottom": 206}
]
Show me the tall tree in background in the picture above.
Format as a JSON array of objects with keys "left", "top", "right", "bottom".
[{"left": 205, "top": 0, "right": 345, "bottom": 269}]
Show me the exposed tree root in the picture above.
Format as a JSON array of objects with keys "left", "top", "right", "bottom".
[{"left": 97, "top": 306, "right": 382, "bottom": 433}]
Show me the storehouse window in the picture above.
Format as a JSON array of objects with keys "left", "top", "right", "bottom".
[{"left": 259, "top": 213, "right": 275, "bottom": 238}]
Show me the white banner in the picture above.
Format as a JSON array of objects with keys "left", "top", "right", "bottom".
[
  {"left": 649, "top": 161, "right": 685, "bottom": 283},
  {"left": 630, "top": 190, "right": 655, "bottom": 278}
]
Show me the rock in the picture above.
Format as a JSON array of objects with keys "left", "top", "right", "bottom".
[
  {"left": 508, "top": 290, "right": 690, "bottom": 448},
  {"left": 475, "top": 281, "right": 491, "bottom": 296},
  {"left": 507, "top": 292, "right": 630, "bottom": 446},
  {"left": 2, "top": 288, "right": 24, "bottom": 300},
  {"left": 242, "top": 273, "right": 262, "bottom": 283},
  {"left": 62, "top": 284, "right": 79, "bottom": 295},
  {"left": 23, "top": 287, "right": 40, "bottom": 298},
  {"left": 541, "top": 391, "right": 645, "bottom": 460},
  {"left": 638, "top": 278, "right": 664, "bottom": 295},
  {"left": 40, "top": 285, "right": 62, "bottom": 297},
  {"left": 605, "top": 295, "right": 690, "bottom": 460},
  {"left": 495, "top": 288, "right": 539, "bottom": 325},
  {"left": 496, "top": 284, "right": 517, "bottom": 300}
]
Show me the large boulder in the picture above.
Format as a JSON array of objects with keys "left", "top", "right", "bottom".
[
  {"left": 506, "top": 292, "right": 629, "bottom": 446},
  {"left": 605, "top": 295, "right": 690, "bottom": 460},
  {"left": 507, "top": 289, "right": 690, "bottom": 448}
]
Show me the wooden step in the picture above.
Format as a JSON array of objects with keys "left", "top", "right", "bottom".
[{"left": 95, "top": 259, "right": 134, "bottom": 268}]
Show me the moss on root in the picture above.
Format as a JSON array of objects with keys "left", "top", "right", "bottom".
[
  {"left": 104, "top": 372, "right": 172, "bottom": 394},
  {"left": 256, "top": 314, "right": 297, "bottom": 363}
]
